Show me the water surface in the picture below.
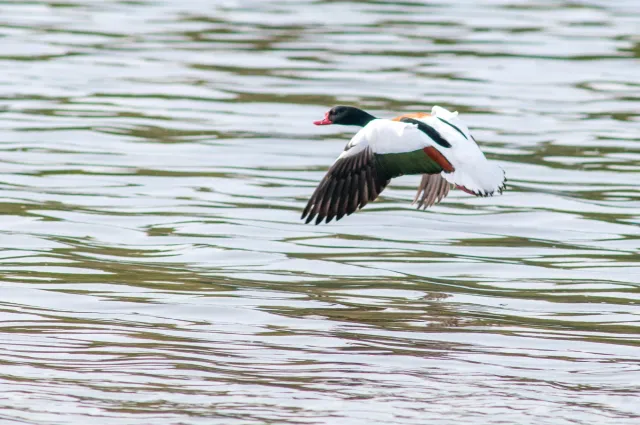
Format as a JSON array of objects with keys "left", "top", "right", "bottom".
[{"left": 0, "top": 1, "right": 639, "bottom": 424}]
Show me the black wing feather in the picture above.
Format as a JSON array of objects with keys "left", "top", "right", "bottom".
[{"left": 302, "top": 147, "right": 390, "bottom": 224}]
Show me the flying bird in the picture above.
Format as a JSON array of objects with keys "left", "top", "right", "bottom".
[{"left": 302, "top": 105, "right": 505, "bottom": 224}]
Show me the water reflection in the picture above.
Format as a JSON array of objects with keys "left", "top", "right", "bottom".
[{"left": 0, "top": 0, "right": 639, "bottom": 424}]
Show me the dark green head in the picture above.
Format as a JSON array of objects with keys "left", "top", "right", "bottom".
[{"left": 314, "top": 106, "right": 377, "bottom": 127}]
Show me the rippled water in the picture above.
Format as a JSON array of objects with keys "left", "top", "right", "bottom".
[{"left": 1, "top": 0, "right": 639, "bottom": 424}]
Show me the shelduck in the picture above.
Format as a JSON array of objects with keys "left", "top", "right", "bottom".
[{"left": 302, "top": 105, "right": 506, "bottom": 224}]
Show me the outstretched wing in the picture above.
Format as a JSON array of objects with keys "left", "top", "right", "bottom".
[
  {"left": 302, "top": 106, "right": 510, "bottom": 224},
  {"left": 302, "top": 121, "right": 450, "bottom": 224},
  {"left": 413, "top": 174, "right": 450, "bottom": 210},
  {"left": 301, "top": 146, "right": 390, "bottom": 225}
]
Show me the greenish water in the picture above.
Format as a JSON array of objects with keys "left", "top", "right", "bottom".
[{"left": 0, "top": 1, "right": 639, "bottom": 424}]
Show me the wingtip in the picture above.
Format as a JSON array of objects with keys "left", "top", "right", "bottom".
[{"left": 304, "top": 212, "right": 316, "bottom": 224}]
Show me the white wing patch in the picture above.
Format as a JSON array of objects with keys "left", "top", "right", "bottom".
[
  {"left": 431, "top": 106, "right": 473, "bottom": 140},
  {"left": 419, "top": 106, "right": 506, "bottom": 196},
  {"left": 337, "top": 129, "right": 369, "bottom": 160},
  {"left": 338, "top": 119, "right": 429, "bottom": 160}
]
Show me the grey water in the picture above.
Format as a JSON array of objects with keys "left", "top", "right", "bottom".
[{"left": 0, "top": 1, "right": 639, "bottom": 424}]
